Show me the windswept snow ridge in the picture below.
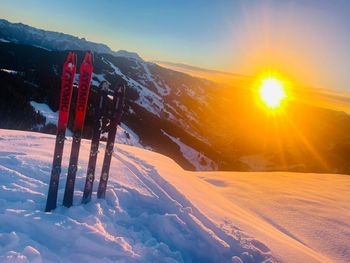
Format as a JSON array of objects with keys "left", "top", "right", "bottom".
[
  {"left": 0, "top": 130, "right": 272, "bottom": 262},
  {"left": 1, "top": 129, "right": 348, "bottom": 262}
]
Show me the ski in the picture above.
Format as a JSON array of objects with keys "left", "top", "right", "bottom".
[
  {"left": 97, "top": 85, "right": 126, "bottom": 199},
  {"left": 45, "top": 52, "right": 77, "bottom": 212},
  {"left": 81, "top": 81, "right": 109, "bottom": 204},
  {"left": 63, "top": 51, "right": 93, "bottom": 207}
]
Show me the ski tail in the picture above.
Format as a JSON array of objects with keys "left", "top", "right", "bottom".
[
  {"left": 97, "top": 84, "right": 126, "bottom": 199},
  {"left": 63, "top": 51, "right": 94, "bottom": 208},
  {"left": 82, "top": 81, "right": 109, "bottom": 204},
  {"left": 45, "top": 52, "right": 77, "bottom": 212}
]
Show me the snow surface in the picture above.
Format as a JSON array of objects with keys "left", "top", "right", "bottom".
[
  {"left": 0, "top": 129, "right": 349, "bottom": 262},
  {"left": 194, "top": 172, "right": 350, "bottom": 263}
]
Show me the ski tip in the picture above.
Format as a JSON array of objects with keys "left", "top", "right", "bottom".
[
  {"left": 83, "top": 51, "right": 94, "bottom": 66},
  {"left": 100, "top": 81, "right": 110, "bottom": 92},
  {"left": 114, "top": 84, "right": 126, "bottom": 95},
  {"left": 66, "top": 51, "right": 76, "bottom": 66},
  {"left": 116, "top": 85, "right": 123, "bottom": 93}
]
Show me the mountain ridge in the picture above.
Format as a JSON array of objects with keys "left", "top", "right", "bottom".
[{"left": 0, "top": 18, "right": 143, "bottom": 61}]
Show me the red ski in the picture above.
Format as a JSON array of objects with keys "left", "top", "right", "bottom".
[
  {"left": 45, "top": 52, "right": 76, "bottom": 212},
  {"left": 63, "top": 51, "right": 93, "bottom": 207}
]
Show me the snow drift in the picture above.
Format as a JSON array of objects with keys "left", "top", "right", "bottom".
[{"left": 0, "top": 129, "right": 349, "bottom": 262}]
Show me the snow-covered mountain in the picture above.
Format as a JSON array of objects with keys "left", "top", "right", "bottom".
[
  {"left": 0, "top": 40, "right": 220, "bottom": 171},
  {"left": 1, "top": 129, "right": 349, "bottom": 262},
  {"left": 2, "top": 19, "right": 350, "bottom": 175},
  {"left": 0, "top": 19, "right": 141, "bottom": 60}
]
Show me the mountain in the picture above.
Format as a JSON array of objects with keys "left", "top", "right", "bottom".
[
  {"left": 0, "top": 19, "right": 110, "bottom": 53},
  {"left": 1, "top": 129, "right": 349, "bottom": 262},
  {"left": 2, "top": 19, "right": 350, "bottom": 174},
  {"left": 0, "top": 40, "right": 220, "bottom": 172},
  {"left": 0, "top": 19, "right": 142, "bottom": 60}
]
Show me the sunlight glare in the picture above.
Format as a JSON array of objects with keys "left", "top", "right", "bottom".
[{"left": 259, "top": 77, "right": 286, "bottom": 108}]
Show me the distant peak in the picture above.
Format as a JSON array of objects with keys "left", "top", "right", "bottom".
[
  {"left": 115, "top": 50, "right": 143, "bottom": 61},
  {"left": 0, "top": 18, "right": 145, "bottom": 62}
]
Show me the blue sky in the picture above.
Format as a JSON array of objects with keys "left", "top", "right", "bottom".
[{"left": 1, "top": 0, "right": 350, "bottom": 91}]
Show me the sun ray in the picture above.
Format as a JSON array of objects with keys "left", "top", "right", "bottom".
[{"left": 283, "top": 114, "right": 329, "bottom": 170}]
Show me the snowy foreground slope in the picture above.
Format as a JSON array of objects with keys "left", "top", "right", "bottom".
[{"left": 0, "top": 130, "right": 349, "bottom": 263}]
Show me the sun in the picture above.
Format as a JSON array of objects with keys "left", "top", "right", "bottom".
[{"left": 259, "top": 77, "right": 286, "bottom": 109}]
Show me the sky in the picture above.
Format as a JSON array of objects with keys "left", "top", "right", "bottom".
[{"left": 1, "top": 0, "right": 350, "bottom": 91}]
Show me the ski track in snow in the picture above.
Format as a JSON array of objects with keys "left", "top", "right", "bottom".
[
  {"left": 112, "top": 149, "right": 270, "bottom": 262},
  {"left": 0, "top": 130, "right": 273, "bottom": 263},
  {"left": 1, "top": 129, "right": 348, "bottom": 263}
]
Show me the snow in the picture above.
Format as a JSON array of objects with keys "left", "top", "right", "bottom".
[
  {"left": 141, "top": 62, "right": 170, "bottom": 96},
  {"left": 116, "top": 123, "right": 143, "bottom": 148},
  {"left": 0, "top": 129, "right": 349, "bottom": 263},
  {"left": 91, "top": 73, "right": 109, "bottom": 87},
  {"left": 162, "top": 130, "right": 217, "bottom": 171},
  {"left": 101, "top": 122, "right": 144, "bottom": 149},
  {"left": 73, "top": 72, "right": 106, "bottom": 88},
  {"left": 172, "top": 100, "right": 199, "bottom": 125},
  {"left": 29, "top": 100, "right": 142, "bottom": 147},
  {"left": 192, "top": 172, "right": 350, "bottom": 263},
  {"left": 0, "top": 19, "right": 113, "bottom": 55},
  {"left": 30, "top": 101, "right": 58, "bottom": 126},
  {"left": 102, "top": 57, "right": 165, "bottom": 117},
  {"left": 0, "top": 69, "right": 20, "bottom": 75},
  {"left": 24, "top": 81, "right": 39, "bottom": 88},
  {"left": 32, "top": 44, "right": 51, "bottom": 51},
  {"left": 73, "top": 73, "right": 79, "bottom": 86}
]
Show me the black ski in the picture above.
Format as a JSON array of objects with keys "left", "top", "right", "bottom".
[
  {"left": 63, "top": 51, "right": 93, "bottom": 207},
  {"left": 45, "top": 52, "right": 76, "bottom": 212},
  {"left": 81, "top": 81, "right": 109, "bottom": 204},
  {"left": 97, "top": 85, "right": 126, "bottom": 199}
]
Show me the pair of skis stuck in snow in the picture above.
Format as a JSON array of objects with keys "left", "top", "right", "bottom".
[
  {"left": 45, "top": 52, "right": 126, "bottom": 212},
  {"left": 82, "top": 81, "right": 126, "bottom": 203}
]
